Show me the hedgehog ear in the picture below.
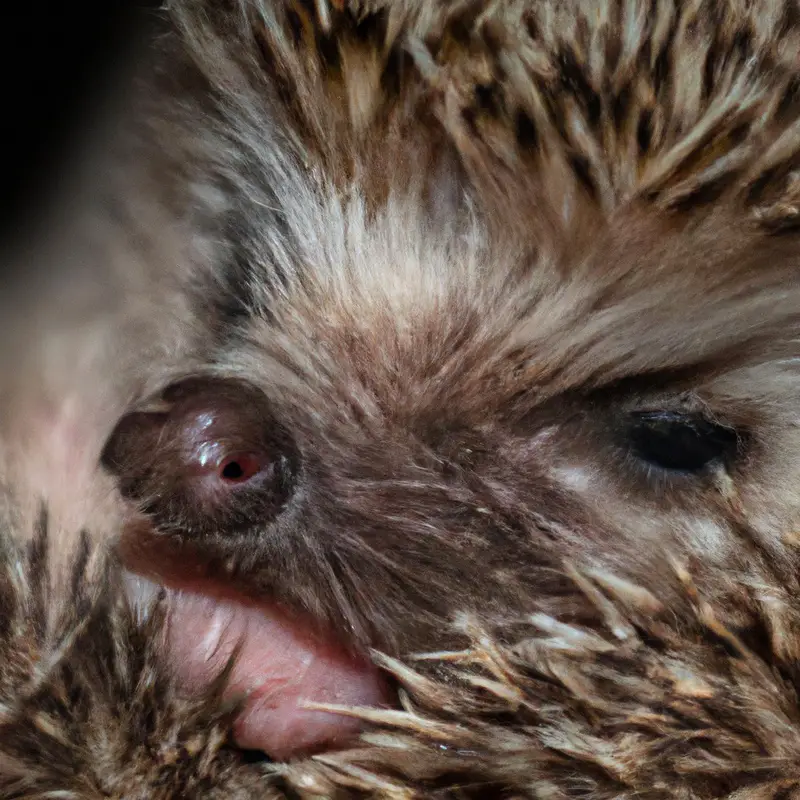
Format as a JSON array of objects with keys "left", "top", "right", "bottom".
[{"left": 101, "top": 377, "right": 298, "bottom": 532}]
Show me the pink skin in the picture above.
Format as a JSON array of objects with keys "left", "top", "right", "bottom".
[
  {"left": 113, "top": 387, "right": 392, "bottom": 759},
  {"left": 3, "top": 326, "right": 390, "bottom": 760},
  {"left": 128, "top": 574, "right": 391, "bottom": 761}
]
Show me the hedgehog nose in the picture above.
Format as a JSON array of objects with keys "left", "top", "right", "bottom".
[
  {"left": 100, "top": 375, "right": 294, "bottom": 521},
  {"left": 100, "top": 406, "right": 171, "bottom": 492},
  {"left": 100, "top": 386, "right": 175, "bottom": 479}
]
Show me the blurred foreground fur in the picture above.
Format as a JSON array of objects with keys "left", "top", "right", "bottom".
[
  {"left": 4, "top": 0, "right": 800, "bottom": 796},
  {"left": 6, "top": 517, "right": 800, "bottom": 798}
]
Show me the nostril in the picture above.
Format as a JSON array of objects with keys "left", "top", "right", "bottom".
[
  {"left": 218, "top": 453, "right": 265, "bottom": 484},
  {"left": 221, "top": 460, "right": 244, "bottom": 481}
]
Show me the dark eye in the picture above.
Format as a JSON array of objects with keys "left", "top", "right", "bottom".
[{"left": 626, "top": 411, "right": 740, "bottom": 473}]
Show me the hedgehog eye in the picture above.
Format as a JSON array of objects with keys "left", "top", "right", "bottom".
[{"left": 626, "top": 411, "right": 739, "bottom": 473}]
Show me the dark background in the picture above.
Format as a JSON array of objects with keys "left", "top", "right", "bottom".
[{"left": 0, "top": 1, "right": 160, "bottom": 246}]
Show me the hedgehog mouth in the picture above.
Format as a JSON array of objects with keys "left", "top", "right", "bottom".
[{"left": 124, "top": 570, "right": 391, "bottom": 762}]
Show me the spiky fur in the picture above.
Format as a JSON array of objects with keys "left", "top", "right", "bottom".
[
  {"left": 5, "top": 0, "right": 800, "bottom": 796},
  {"left": 97, "top": 0, "right": 800, "bottom": 655},
  {"left": 7, "top": 518, "right": 800, "bottom": 798}
]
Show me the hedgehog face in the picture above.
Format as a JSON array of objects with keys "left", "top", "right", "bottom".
[
  {"left": 95, "top": 0, "right": 800, "bottom": 767},
  {"left": 104, "top": 195, "right": 800, "bottom": 616},
  {"left": 101, "top": 192, "right": 800, "bottom": 761}
]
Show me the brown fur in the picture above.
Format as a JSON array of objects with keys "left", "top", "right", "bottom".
[
  {"left": 7, "top": 517, "right": 800, "bottom": 798},
  {"left": 4, "top": 0, "right": 800, "bottom": 796}
]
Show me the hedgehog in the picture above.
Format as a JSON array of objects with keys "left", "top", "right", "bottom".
[
  {"left": 6, "top": 516, "right": 800, "bottom": 798},
  {"left": 4, "top": 0, "right": 800, "bottom": 797}
]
